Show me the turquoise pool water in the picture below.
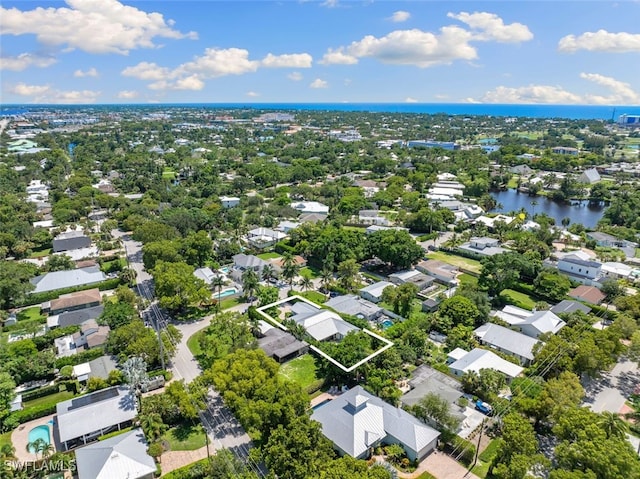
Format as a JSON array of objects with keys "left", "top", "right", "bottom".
[
  {"left": 28, "top": 425, "right": 51, "bottom": 452},
  {"left": 216, "top": 288, "right": 237, "bottom": 299},
  {"left": 381, "top": 319, "right": 394, "bottom": 329},
  {"left": 219, "top": 267, "right": 231, "bottom": 273}
]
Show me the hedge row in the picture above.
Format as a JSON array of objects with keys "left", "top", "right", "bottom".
[
  {"left": 54, "top": 348, "right": 105, "bottom": 369},
  {"left": 18, "top": 278, "right": 122, "bottom": 307},
  {"left": 22, "top": 384, "right": 60, "bottom": 402},
  {"left": 10, "top": 401, "right": 58, "bottom": 424}
]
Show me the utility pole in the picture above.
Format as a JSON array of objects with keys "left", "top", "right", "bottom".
[{"left": 469, "top": 418, "right": 486, "bottom": 473}]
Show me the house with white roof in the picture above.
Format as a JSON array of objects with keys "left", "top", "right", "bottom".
[
  {"left": 246, "top": 227, "right": 287, "bottom": 249},
  {"left": 474, "top": 215, "right": 515, "bottom": 230},
  {"left": 601, "top": 261, "right": 635, "bottom": 280},
  {"left": 56, "top": 386, "right": 137, "bottom": 451},
  {"left": 220, "top": 196, "right": 240, "bottom": 208},
  {"left": 290, "top": 303, "right": 359, "bottom": 342},
  {"left": 311, "top": 386, "right": 440, "bottom": 461},
  {"left": 30, "top": 266, "right": 107, "bottom": 294},
  {"left": 291, "top": 201, "right": 329, "bottom": 215},
  {"left": 458, "top": 237, "right": 508, "bottom": 257},
  {"left": 388, "top": 270, "right": 435, "bottom": 291},
  {"left": 360, "top": 281, "right": 394, "bottom": 303},
  {"left": 474, "top": 323, "right": 539, "bottom": 365},
  {"left": 514, "top": 311, "right": 566, "bottom": 338},
  {"left": 578, "top": 168, "right": 601, "bottom": 184},
  {"left": 74, "top": 428, "right": 156, "bottom": 479},
  {"left": 448, "top": 348, "right": 524, "bottom": 381},
  {"left": 325, "top": 294, "right": 382, "bottom": 321}
]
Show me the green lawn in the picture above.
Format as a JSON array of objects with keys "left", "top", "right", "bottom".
[
  {"left": 500, "top": 289, "right": 535, "bottom": 310},
  {"left": 299, "top": 266, "right": 320, "bottom": 279},
  {"left": 162, "top": 424, "right": 207, "bottom": 451},
  {"left": 506, "top": 176, "right": 519, "bottom": 189},
  {"left": 300, "top": 290, "right": 327, "bottom": 304},
  {"left": 23, "top": 390, "right": 74, "bottom": 409},
  {"left": 415, "top": 473, "right": 437, "bottom": 479},
  {"left": 187, "top": 330, "right": 205, "bottom": 357},
  {"left": 221, "top": 297, "right": 241, "bottom": 309},
  {"left": 279, "top": 354, "right": 319, "bottom": 390},
  {"left": 29, "top": 247, "right": 52, "bottom": 258},
  {"left": 162, "top": 169, "right": 176, "bottom": 180},
  {"left": 472, "top": 438, "right": 501, "bottom": 478},
  {"left": 426, "top": 251, "right": 482, "bottom": 274},
  {"left": 17, "top": 306, "right": 45, "bottom": 322},
  {"left": 458, "top": 273, "right": 478, "bottom": 288},
  {"left": 257, "top": 252, "right": 281, "bottom": 260}
]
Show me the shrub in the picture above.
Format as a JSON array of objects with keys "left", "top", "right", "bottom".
[
  {"left": 54, "top": 348, "right": 104, "bottom": 369},
  {"left": 10, "top": 401, "right": 58, "bottom": 424},
  {"left": 22, "top": 384, "right": 61, "bottom": 402}
]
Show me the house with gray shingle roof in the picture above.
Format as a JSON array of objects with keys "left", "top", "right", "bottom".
[
  {"left": 474, "top": 323, "right": 539, "bottom": 365},
  {"left": 325, "top": 294, "right": 382, "bottom": 321},
  {"left": 311, "top": 386, "right": 440, "bottom": 461}
]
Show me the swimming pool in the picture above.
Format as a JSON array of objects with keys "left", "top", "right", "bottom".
[
  {"left": 28, "top": 425, "right": 51, "bottom": 452},
  {"left": 219, "top": 266, "right": 231, "bottom": 274},
  {"left": 381, "top": 319, "right": 394, "bottom": 329},
  {"left": 216, "top": 288, "right": 237, "bottom": 299}
]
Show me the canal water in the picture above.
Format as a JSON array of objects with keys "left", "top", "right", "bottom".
[{"left": 489, "top": 189, "right": 605, "bottom": 229}]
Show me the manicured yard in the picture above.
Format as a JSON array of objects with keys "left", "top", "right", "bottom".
[
  {"left": 24, "top": 390, "right": 74, "bottom": 409},
  {"left": 472, "top": 438, "right": 501, "bottom": 478},
  {"left": 299, "top": 266, "right": 320, "bottom": 279},
  {"left": 187, "top": 330, "right": 204, "bottom": 357},
  {"left": 415, "top": 473, "right": 437, "bottom": 479},
  {"left": 506, "top": 177, "right": 519, "bottom": 189},
  {"left": 300, "top": 290, "right": 327, "bottom": 304},
  {"left": 426, "top": 251, "right": 482, "bottom": 274},
  {"left": 221, "top": 297, "right": 241, "bottom": 309},
  {"left": 162, "top": 168, "right": 176, "bottom": 180},
  {"left": 279, "top": 354, "right": 319, "bottom": 390},
  {"left": 257, "top": 252, "right": 281, "bottom": 260},
  {"left": 500, "top": 289, "right": 535, "bottom": 310},
  {"left": 458, "top": 273, "right": 478, "bottom": 288},
  {"left": 162, "top": 424, "right": 207, "bottom": 451},
  {"left": 17, "top": 306, "right": 45, "bottom": 322},
  {"left": 29, "top": 247, "right": 51, "bottom": 258}
]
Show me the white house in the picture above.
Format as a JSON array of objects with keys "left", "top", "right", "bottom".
[
  {"left": 220, "top": 196, "right": 240, "bottom": 208},
  {"left": 557, "top": 254, "right": 602, "bottom": 282},
  {"left": 578, "top": 168, "right": 601, "bottom": 184},
  {"left": 360, "top": 281, "right": 394, "bottom": 303},
  {"left": 291, "top": 201, "right": 329, "bottom": 215},
  {"left": 448, "top": 348, "right": 524, "bottom": 381}
]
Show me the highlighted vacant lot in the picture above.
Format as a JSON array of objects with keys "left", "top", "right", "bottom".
[
  {"left": 426, "top": 251, "right": 482, "bottom": 274},
  {"left": 279, "top": 354, "right": 319, "bottom": 390}
]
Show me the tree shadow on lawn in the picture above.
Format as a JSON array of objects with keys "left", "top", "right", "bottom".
[{"left": 171, "top": 422, "right": 201, "bottom": 442}]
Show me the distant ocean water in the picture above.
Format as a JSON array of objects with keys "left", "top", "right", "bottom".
[{"left": 2, "top": 103, "right": 639, "bottom": 120}]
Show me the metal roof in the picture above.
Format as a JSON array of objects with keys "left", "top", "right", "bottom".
[{"left": 474, "top": 323, "right": 539, "bottom": 361}]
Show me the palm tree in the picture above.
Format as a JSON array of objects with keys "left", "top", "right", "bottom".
[
  {"left": 320, "top": 267, "right": 333, "bottom": 293},
  {"left": 261, "top": 263, "right": 276, "bottom": 283},
  {"left": 212, "top": 275, "right": 225, "bottom": 314},
  {"left": 599, "top": 411, "right": 628, "bottom": 439},
  {"left": 281, "top": 252, "right": 300, "bottom": 292},
  {"left": 140, "top": 412, "right": 167, "bottom": 441},
  {"left": 242, "top": 269, "right": 259, "bottom": 302},
  {"left": 26, "top": 438, "right": 47, "bottom": 459},
  {"left": 298, "top": 276, "right": 313, "bottom": 292},
  {"left": 119, "top": 267, "right": 137, "bottom": 286}
]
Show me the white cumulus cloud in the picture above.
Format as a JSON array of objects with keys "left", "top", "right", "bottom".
[
  {"left": 448, "top": 11, "right": 533, "bottom": 43},
  {"left": 389, "top": 11, "right": 411, "bottom": 23},
  {"left": 0, "top": 0, "right": 197, "bottom": 55},
  {"left": 320, "top": 48, "right": 359, "bottom": 65},
  {"left": 473, "top": 72, "right": 640, "bottom": 104},
  {"left": 287, "top": 71, "right": 303, "bottom": 81},
  {"left": 0, "top": 53, "right": 57, "bottom": 71},
  {"left": 261, "top": 53, "right": 312, "bottom": 68},
  {"left": 310, "top": 78, "right": 328, "bottom": 89},
  {"left": 9, "top": 82, "right": 100, "bottom": 103},
  {"left": 73, "top": 67, "right": 98, "bottom": 77},
  {"left": 121, "top": 62, "right": 169, "bottom": 81},
  {"left": 405, "top": 97, "right": 418, "bottom": 103},
  {"left": 117, "top": 90, "right": 138, "bottom": 99},
  {"left": 246, "top": 91, "right": 260, "bottom": 97},
  {"left": 558, "top": 30, "right": 640, "bottom": 53}
]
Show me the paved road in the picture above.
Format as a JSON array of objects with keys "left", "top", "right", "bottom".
[{"left": 583, "top": 358, "right": 640, "bottom": 413}]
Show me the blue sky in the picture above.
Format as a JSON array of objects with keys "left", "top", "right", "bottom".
[{"left": 1, "top": 0, "right": 639, "bottom": 104}]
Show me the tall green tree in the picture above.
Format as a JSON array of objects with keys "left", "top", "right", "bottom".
[
  {"left": 0, "top": 260, "right": 36, "bottom": 309},
  {"left": 153, "top": 261, "right": 210, "bottom": 313}
]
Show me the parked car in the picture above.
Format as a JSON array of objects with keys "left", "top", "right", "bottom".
[{"left": 475, "top": 400, "right": 493, "bottom": 416}]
